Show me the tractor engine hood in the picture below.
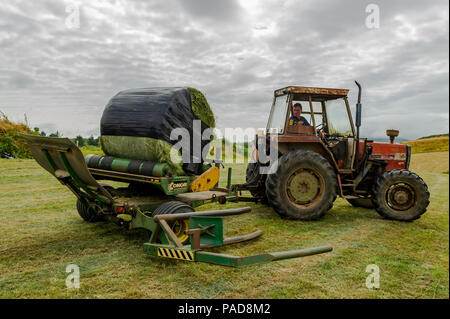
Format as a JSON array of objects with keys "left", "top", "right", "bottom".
[{"left": 367, "top": 141, "right": 411, "bottom": 171}]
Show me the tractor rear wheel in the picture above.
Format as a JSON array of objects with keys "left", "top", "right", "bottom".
[
  {"left": 372, "top": 170, "right": 430, "bottom": 221},
  {"left": 265, "top": 150, "right": 337, "bottom": 220},
  {"left": 152, "top": 201, "right": 194, "bottom": 244},
  {"left": 76, "top": 199, "right": 103, "bottom": 222},
  {"left": 246, "top": 162, "right": 268, "bottom": 204},
  {"left": 347, "top": 196, "right": 374, "bottom": 209}
]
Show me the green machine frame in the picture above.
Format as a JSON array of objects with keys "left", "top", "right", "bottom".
[
  {"left": 143, "top": 207, "right": 332, "bottom": 267},
  {"left": 21, "top": 134, "right": 333, "bottom": 267}
]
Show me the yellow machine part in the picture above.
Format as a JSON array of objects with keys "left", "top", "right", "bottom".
[{"left": 189, "top": 166, "right": 220, "bottom": 192}]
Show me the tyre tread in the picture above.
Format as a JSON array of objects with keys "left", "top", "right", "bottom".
[
  {"left": 372, "top": 169, "right": 430, "bottom": 221},
  {"left": 265, "top": 150, "right": 337, "bottom": 220}
]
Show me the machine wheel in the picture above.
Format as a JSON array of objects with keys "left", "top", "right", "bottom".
[
  {"left": 347, "top": 196, "right": 374, "bottom": 209},
  {"left": 372, "top": 170, "right": 430, "bottom": 221},
  {"left": 76, "top": 199, "right": 103, "bottom": 222},
  {"left": 265, "top": 150, "right": 337, "bottom": 220},
  {"left": 246, "top": 162, "right": 268, "bottom": 204},
  {"left": 152, "top": 201, "right": 194, "bottom": 244}
]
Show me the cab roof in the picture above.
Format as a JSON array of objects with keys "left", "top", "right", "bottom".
[{"left": 274, "top": 86, "right": 349, "bottom": 102}]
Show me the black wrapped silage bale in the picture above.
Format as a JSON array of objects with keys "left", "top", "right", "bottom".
[{"left": 100, "top": 87, "right": 215, "bottom": 175}]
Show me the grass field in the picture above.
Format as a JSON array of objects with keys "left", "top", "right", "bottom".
[
  {"left": 0, "top": 151, "right": 448, "bottom": 299},
  {"left": 80, "top": 145, "right": 104, "bottom": 156},
  {"left": 403, "top": 136, "right": 449, "bottom": 154},
  {"left": 408, "top": 152, "right": 449, "bottom": 174}
]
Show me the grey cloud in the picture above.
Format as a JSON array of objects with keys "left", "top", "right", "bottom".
[
  {"left": 0, "top": 0, "right": 447, "bottom": 140},
  {"left": 8, "top": 72, "right": 35, "bottom": 89},
  {"left": 178, "top": 0, "right": 242, "bottom": 23}
]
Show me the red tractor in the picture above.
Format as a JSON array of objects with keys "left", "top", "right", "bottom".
[{"left": 244, "top": 82, "right": 430, "bottom": 221}]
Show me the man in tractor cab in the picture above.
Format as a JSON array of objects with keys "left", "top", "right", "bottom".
[
  {"left": 289, "top": 103, "right": 310, "bottom": 126},
  {"left": 289, "top": 102, "right": 327, "bottom": 139}
]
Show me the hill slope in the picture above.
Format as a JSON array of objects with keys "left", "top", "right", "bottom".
[{"left": 402, "top": 136, "right": 449, "bottom": 154}]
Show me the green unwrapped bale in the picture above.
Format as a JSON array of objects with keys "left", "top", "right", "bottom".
[
  {"left": 188, "top": 87, "right": 215, "bottom": 128},
  {"left": 100, "top": 136, "right": 184, "bottom": 176}
]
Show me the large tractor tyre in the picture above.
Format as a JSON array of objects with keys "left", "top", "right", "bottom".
[
  {"left": 265, "top": 150, "right": 338, "bottom": 220},
  {"left": 372, "top": 170, "right": 430, "bottom": 221},
  {"left": 246, "top": 162, "right": 268, "bottom": 204},
  {"left": 347, "top": 196, "right": 374, "bottom": 209},
  {"left": 152, "top": 201, "right": 195, "bottom": 244},
  {"left": 76, "top": 199, "right": 103, "bottom": 222}
]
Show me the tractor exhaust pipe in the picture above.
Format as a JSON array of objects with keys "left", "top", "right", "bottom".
[{"left": 354, "top": 81, "right": 362, "bottom": 168}]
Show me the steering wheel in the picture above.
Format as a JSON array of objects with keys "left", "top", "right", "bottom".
[
  {"left": 316, "top": 123, "right": 328, "bottom": 133},
  {"left": 315, "top": 123, "right": 327, "bottom": 139}
]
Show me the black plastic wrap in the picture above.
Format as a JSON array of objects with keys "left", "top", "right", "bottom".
[{"left": 100, "top": 87, "right": 212, "bottom": 174}]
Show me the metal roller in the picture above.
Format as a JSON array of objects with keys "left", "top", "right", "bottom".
[{"left": 85, "top": 154, "right": 173, "bottom": 177}]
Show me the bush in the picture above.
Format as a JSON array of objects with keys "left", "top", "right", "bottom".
[{"left": 0, "top": 112, "right": 35, "bottom": 158}]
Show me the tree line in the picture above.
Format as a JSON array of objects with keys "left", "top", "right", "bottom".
[{"left": 37, "top": 130, "right": 99, "bottom": 147}]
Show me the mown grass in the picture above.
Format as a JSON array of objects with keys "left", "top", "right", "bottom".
[
  {"left": 0, "top": 152, "right": 448, "bottom": 299},
  {"left": 408, "top": 151, "right": 449, "bottom": 174}
]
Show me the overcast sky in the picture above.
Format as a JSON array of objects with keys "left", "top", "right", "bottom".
[{"left": 0, "top": 0, "right": 448, "bottom": 140}]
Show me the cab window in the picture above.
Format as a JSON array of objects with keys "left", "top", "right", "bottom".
[
  {"left": 325, "top": 98, "right": 353, "bottom": 136},
  {"left": 267, "top": 94, "right": 289, "bottom": 133},
  {"left": 290, "top": 100, "right": 324, "bottom": 127}
]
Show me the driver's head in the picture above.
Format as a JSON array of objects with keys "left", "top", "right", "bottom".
[{"left": 293, "top": 103, "right": 302, "bottom": 119}]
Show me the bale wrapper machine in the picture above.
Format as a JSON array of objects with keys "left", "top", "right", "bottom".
[{"left": 21, "top": 134, "right": 332, "bottom": 267}]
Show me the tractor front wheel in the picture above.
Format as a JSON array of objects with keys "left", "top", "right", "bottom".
[
  {"left": 372, "top": 170, "right": 430, "bottom": 221},
  {"left": 265, "top": 150, "right": 337, "bottom": 220}
]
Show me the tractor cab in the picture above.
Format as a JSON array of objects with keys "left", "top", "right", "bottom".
[
  {"left": 266, "top": 86, "right": 357, "bottom": 169},
  {"left": 267, "top": 86, "right": 353, "bottom": 136}
]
